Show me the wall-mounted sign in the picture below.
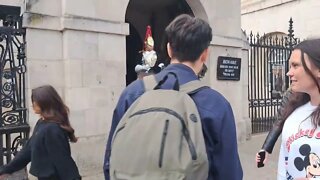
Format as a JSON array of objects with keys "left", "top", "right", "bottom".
[{"left": 217, "top": 56, "right": 241, "bottom": 81}]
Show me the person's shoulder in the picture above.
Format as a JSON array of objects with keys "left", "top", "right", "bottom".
[
  {"left": 123, "top": 79, "right": 144, "bottom": 94},
  {"left": 193, "top": 87, "right": 232, "bottom": 112},
  {"left": 120, "top": 79, "right": 145, "bottom": 100},
  {"left": 198, "top": 87, "right": 230, "bottom": 104},
  {"left": 41, "top": 121, "right": 64, "bottom": 134},
  {"left": 192, "top": 87, "right": 233, "bottom": 120}
]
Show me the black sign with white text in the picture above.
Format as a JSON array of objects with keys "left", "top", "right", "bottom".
[{"left": 217, "top": 56, "right": 241, "bottom": 81}]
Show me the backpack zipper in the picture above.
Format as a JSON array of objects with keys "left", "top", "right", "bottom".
[
  {"left": 130, "top": 107, "right": 197, "bottom": 160},
  {"left": 159, "top": 119, "right": 169, "bottom": 168}
]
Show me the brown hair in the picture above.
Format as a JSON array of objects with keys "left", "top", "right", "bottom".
[
  {"left": 281, "top": 39, "right": 320, "bottom": 128},
  {"left": 31, "top": 85, "right": 77, "bottom": 142}
]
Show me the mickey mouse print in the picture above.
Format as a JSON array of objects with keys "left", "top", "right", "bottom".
[
  {"left": 277, "top": 102, "right": 320, "bottom": 180},
  {"left": 293, "top": 144, "right": 320, "bottom": 179}
]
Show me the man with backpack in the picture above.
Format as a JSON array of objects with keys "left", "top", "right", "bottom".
[{"left": 103, "top": 14, "right": 243, "bottom": 180}]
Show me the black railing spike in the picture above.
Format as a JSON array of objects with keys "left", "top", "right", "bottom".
[
  {"left": 286, "top": 17, "right": 299, "bottom": 49},
  {"left": 246, "top": 18, "right": 299, "bottom": 134},
  {"left": 275, "top": 35, "right": 279, "bottom": 45},
  {"left": 262, "top": 33, "right": 266, "bottom": 45},
  {"left": 268, "top": 35, "right": 272, "bottom": 46},
  {"left": 249, "top": 31, "right": 253, "bottom": 44}
]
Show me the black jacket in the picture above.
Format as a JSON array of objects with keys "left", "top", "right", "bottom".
[
  {"left": 262, "top": 90, "right": 292, "bottom": 153},
  {"left": 0, "top": 120, "right": 81, "bottom": 179}
]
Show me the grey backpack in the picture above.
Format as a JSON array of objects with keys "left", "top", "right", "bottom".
[{"left": 110, "top": 72, "right": 209, "bottom": 180}]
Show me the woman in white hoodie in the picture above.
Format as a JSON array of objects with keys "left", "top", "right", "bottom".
[{"left": 257, "top": 38, "right": 320, "bottom": 180}]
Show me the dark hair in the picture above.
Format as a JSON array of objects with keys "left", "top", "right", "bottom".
[
  {"left": 281, "top": 39, "right": 320, "bottom": 127},
  {"left": 31, "top": 85, "right": 77, "bottom": 142},
  {"left": 165, "top": 14, "right": 212, "bottom": 62}
]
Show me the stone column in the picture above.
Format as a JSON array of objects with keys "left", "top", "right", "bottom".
[
  {"left": 22, "top": 0, "right": 128, "bottom": 179},
  {"left": 201, "top": 0, "right": 250, "bottom": 142}
]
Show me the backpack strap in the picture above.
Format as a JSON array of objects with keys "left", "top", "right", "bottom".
[
  {"left": 142, "top": 75, "right": 158, "bottom": 92},
  {"left": 143, "top": 72, "right": 179, "bottom": 91},
  {"left": 180, "top": 80, "right": 209, "bottom": 95},
  {"left": 143, "top": 74, "right": 209, "bottom": 94}
]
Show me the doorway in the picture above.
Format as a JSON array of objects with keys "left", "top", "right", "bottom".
[{"left": 125, "top": 0, "right": 194, "bottom": 85}]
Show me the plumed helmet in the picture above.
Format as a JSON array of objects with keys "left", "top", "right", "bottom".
[{"left": 144, "top": 25, "right": 154, "bottom": 50}]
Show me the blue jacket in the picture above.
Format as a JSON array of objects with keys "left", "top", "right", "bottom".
[{"left": 104, "top": 63, "right": 243, "bottom": 180}]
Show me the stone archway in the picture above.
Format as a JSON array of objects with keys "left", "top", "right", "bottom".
[
  {"left": 124, "top": 0, "right": 208, "bottom": 85},
  {"left": 185, "top": 0, "right": 209, "bottom": 22}
]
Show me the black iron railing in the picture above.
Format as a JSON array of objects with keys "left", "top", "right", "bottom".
[
  {"left": 247, "top": 18, "right": 299, "bottom": 134},
  {"left": 0, "top": 5, "right": 29, "bottom": 165}
]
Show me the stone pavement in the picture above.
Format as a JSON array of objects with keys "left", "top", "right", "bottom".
[
  {"left": 238, "top": 133, "right": 281, "bottom": 180},
  {"left": 1, "top": 169, "right": 28, "bottom": 180}
]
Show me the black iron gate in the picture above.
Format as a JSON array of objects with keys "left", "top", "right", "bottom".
[
  {"left": 0, "top": 5, "right": 29, "bottom": 165},
  {"left": 248, "top": 18, "right": 299, "bottom": 134}
]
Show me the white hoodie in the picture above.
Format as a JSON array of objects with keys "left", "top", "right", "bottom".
[{"left": 278, "top": 102, "right": 320, "bottom": 180}]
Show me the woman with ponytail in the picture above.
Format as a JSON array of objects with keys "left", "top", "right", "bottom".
[{"left": 0, "top": 85, "right": 81, "bottom": 180}]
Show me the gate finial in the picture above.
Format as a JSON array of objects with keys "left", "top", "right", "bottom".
[{"left": 287, "top": 17, "right": 298, "bottom": 49}]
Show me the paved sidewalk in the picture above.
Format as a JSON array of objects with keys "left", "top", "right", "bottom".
[{"left": 238, "top": 133, "right": 281, "bottom": 180}]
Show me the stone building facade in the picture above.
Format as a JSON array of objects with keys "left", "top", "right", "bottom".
[
  {"left": 1, "top": 0, "right": 249, "bottom": 179},
  {"left": 241, "top": 0, "right": 320, "bottom": 39}
]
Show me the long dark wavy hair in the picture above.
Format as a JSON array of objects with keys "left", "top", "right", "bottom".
[
  {"left": 281, "top": 39, "right": 320, "bottom": 128},
  {"left": 31, "top": 85, "right": 77, "bottom": 142}
]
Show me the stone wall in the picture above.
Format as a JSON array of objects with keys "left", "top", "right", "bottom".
[
  {"left": 23, "top": 1, "right": 128, "bottom": 178},
  {"left": 241, "top": 0, "right": 320, "bottom": 39}
]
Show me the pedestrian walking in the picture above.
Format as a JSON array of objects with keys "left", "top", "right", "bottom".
[
  {"left": 104, "top": 14, "right": 243, "bottom": 180},
  {"left": 0, "top": 85, "right": 81, "bottom": 180}
]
